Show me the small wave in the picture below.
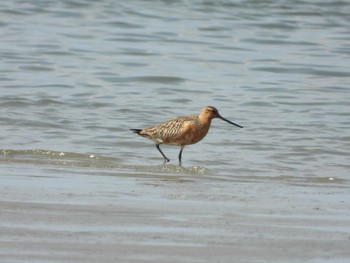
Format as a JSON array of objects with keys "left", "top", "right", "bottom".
[
  {"left": 109, "top": 76, "right": 187, "bottom": 84},
  {"left": 129, "top": 164, "right": 208, "bottom": 175},
  {"left": 1, "top": 149, "right": 208, "bottom": 177},
  {"left": 1, "top": 149, "right": 121, "bottom": 169}
]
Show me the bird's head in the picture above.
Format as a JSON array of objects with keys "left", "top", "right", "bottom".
[{"left": 201, "top": 106, "right": 243, "bottom": 128}]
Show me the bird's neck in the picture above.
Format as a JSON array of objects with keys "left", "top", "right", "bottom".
[{"left": 198, "top": 115, "right": 212, "bottom": 127}]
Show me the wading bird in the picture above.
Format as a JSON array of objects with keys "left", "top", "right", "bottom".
[{"left": 130, "top": 106, "right": 243, "bottom": 165}]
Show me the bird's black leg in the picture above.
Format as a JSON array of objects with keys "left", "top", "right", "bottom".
[
  {"left": 156, "top": 144, "right": 170, "bottom": 163},
  {"left": 178, "top": 146, "right": 184, "bottom": 166}
]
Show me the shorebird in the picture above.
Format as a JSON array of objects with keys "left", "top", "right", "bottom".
[{"left": 130, "top": 106, "right": 243, "bottom": 165}]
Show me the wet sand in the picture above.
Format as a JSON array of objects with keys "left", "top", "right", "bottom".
[{"left": 1, "top": 168, "right": 349, "bottom": 263}]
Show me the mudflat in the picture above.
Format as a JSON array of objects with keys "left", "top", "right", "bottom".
[{"left": 1, "top": 169, "right": 349, "bottom": 263}]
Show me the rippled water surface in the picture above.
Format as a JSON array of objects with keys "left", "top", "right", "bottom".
[{"left": 1, "top": 0, "right": 350, "bottom": 180}]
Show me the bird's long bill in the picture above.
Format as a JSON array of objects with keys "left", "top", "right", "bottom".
[{"left": 218, "top": 115, "right": 243, "bottom": 128}]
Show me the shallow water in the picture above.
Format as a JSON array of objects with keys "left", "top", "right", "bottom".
[
  {"left": 1, "top": 4, "right": 350, "bottom": 262},
  {"left": 1, "top": 0, "right": 349, "bottom": 180}
]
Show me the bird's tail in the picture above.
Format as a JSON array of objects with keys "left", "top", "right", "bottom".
[{"left": 130, "top": 129, "right": 142, "bottom": 134}]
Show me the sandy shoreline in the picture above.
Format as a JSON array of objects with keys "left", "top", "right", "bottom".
[{"left": 1, "top": 169, "right": 349, "bottom": 263}]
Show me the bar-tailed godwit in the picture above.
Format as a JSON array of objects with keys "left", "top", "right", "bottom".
[{"left": 130, "top": 106, "right": 243, "bottom": 164}]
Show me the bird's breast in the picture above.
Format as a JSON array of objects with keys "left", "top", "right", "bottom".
[{"left": 164, "top": 121, "right": 210, "bottom": 146}]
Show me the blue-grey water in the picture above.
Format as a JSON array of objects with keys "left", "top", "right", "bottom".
[
  {"left": 1, "top": 0, "right": 349, "bottom": 179},
  {"left": 1, "top": 1, "right": 350, "bottom": 262}
]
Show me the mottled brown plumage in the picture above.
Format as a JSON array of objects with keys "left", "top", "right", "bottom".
[{"left": 131, "top": 106, "right": 243, "bottom": 164}]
